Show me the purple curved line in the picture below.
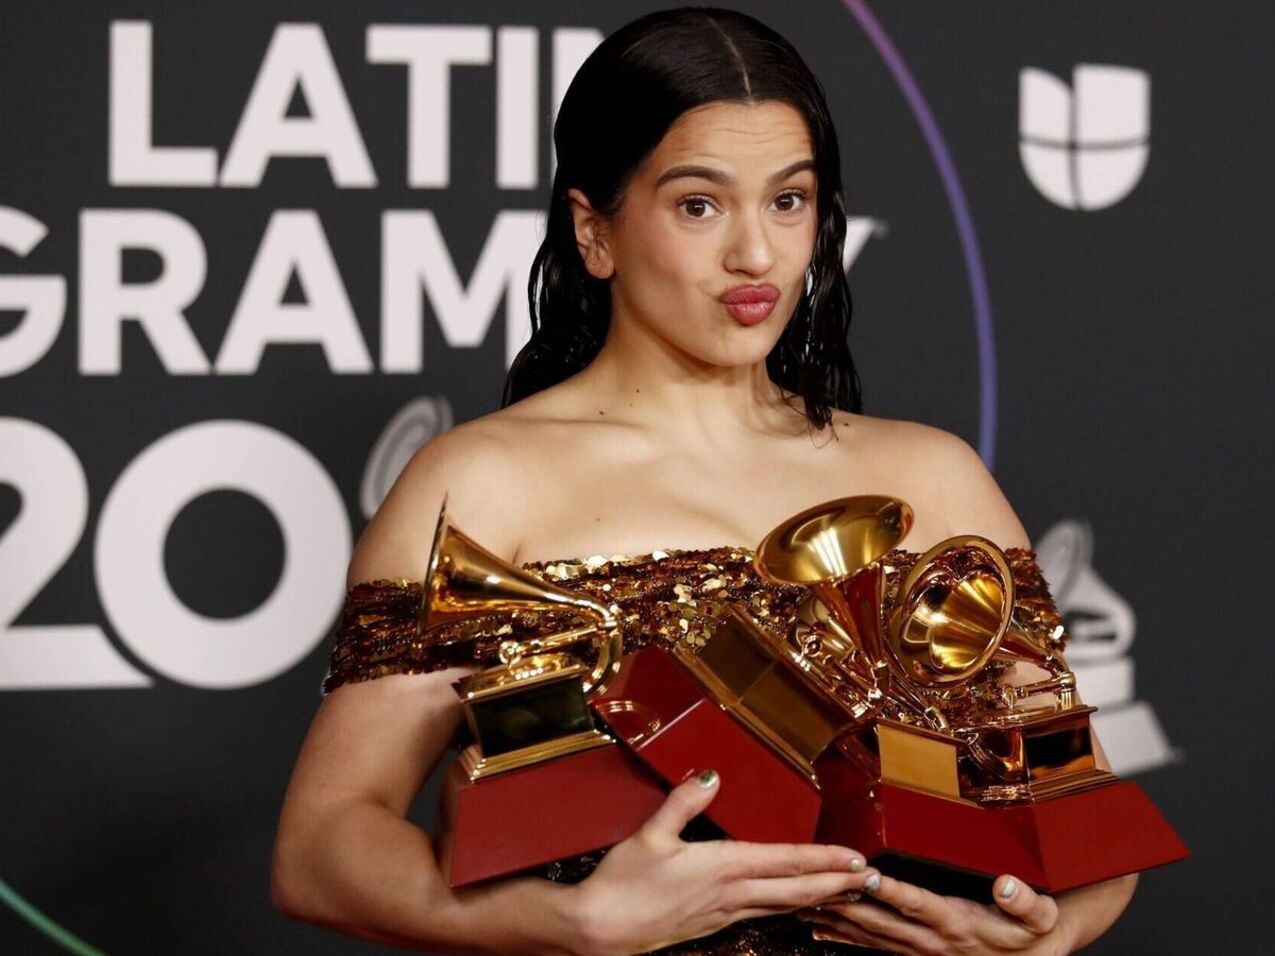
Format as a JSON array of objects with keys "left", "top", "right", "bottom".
[{"left": 841, "top": 0, "right": 998, "bottom": 467}]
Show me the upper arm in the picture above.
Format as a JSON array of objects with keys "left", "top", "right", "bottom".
[
  {"left": 928, "top": 429, "right": 1032, "bottom": 550},
  {"left": 346, "top": 423, "right": 525, "bottom": 588},
  {"left": 281, "top": 423, "right": 525, "bottom": 835},
  {"left": 271, "top": 667, "right": 471, "bottom": 913},
  {"left": 281, "top": 669, "right": 468, "bottom": 821}
]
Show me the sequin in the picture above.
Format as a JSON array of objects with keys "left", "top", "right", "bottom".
[{"left": 322, "top": 544, "right": 1064, "bottom": 954}]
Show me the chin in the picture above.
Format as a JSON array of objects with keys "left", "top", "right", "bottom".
[
  {"left": 662, "top": 313, "right": 786, "bottom": 368},
  {"left": 699, "top": 336, "right": 782, "bottom": 370}
]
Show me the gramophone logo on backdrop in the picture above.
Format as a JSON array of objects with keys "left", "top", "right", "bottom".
[
  {"left": 1034, "top": 520, "right": 1177, "bottom": 775},
  {"left": 359, "top": 395, "right": 454, "bottom": 520},
  {"left": 1019, "top": 64, "right": 1150, "bottom": 210}
]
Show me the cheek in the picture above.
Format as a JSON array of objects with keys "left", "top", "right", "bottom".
[
  {"left": 646, "top": 224, "right": 706, "bottom": 285},
  {"left": 622, "top": 223, "right": 712, "bottom": 313}
]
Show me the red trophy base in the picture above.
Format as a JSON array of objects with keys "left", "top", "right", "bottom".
[
  {"left": 815, "top": 753, "right": 1190, "bottom": 894},
  {"left": 441, "top": 742, "right": 666, "bottom": 887},
  {"left": 592, "top": 648, "right": 822, "bottom": 844}
]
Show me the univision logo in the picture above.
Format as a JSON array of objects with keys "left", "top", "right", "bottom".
[{"left": 1019, "top": 64, "right": 1150, "bottom": 210}]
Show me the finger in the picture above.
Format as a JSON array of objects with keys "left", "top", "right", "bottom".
[
  {"left": 992, "top": 874, "right": 1059, "bottom": 934},
  {"left": 729, "top": 868, "right": 880, "bottom": 912},
  {"left": 860, "top": 873, "right": 961, "bottom": 936},
  {"left": 638, "top": 768, "right": 721, "bottom": 840},
  {"left": 808, "top": 923, "right": 901, "bottom": 952},
  {"left": 809, "top": 924, "right": 885, "bottom": 950},
  {"left": 801, "top": 912, "right": 918, "bottom": 953},
  {"left": 818, "top": 889, "right": 863, "bottom": 906},
  {"left": 815, "top": 899, "right": 946, "bottom": 954},
  {"left": 732, "top": 904, "right": 809, "bottom": 922},
  {"left": 810, "top": 928, "right": 868, "bottom": 947},
  {"left": 715, "top": 840, "right": 867, "bottom": 879}
]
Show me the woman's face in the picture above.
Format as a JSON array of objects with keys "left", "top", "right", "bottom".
[{"left": 571, "top": 100, "right": 819, "bottom": 370}]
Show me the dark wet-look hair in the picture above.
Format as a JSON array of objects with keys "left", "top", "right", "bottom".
[{"left": 501, "top": 6, "right": 862, "bottom": 428}]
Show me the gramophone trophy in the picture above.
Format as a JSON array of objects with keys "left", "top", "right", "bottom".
[
  {"left": 752, "top": 496, "right": 1188, "bottom": 894},
  {"left": 421, "top": 489, "right": 1187, "bottom": 892},
  {"left": 592, "top": 613, "right": 834, "bottom": 844},
  {"left": 421, "top": 498, "right": 665, "bottom": 887},
  {"left": 592, "top": 497, "right": 916, "bottom": 843}
]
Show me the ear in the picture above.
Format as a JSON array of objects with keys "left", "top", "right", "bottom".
[{"left": 566, "top": 187, "right": 615, "bottom": 280}]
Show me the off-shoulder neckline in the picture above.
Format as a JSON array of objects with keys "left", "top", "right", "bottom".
[
  {"left": 517, "top": 543, "right": 1036, "bottom": 570},
  {"left": 349, "top": 543, "right": 1039, "bottom": 593}
]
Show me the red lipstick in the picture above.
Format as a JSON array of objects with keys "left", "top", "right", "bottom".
[{"left": 718, "top": 283, "right": 780, "bottom": 326}]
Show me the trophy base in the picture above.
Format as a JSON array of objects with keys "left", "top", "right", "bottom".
[
  {"left": 816, "top": 755, "right": 1189, "bottom": 894},
  {"left": 864, "top": 852, "right": 997, "bottom": 900},
  {"left": 457, "top": 730, "right": 613, "bottom": 780},
  {"left": 441, "top": 742, "right": 666, "bottom": 887},
  {"left": 592, "top": 647, "right": 822, "bottom": 844}
]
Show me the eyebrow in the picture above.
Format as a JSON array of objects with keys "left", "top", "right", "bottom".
[{"left": 654, "top": 158, "right": 817, "bottom": 190}]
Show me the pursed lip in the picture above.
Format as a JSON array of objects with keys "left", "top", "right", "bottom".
[{"left": 718, "top": 283, "right": 781, "bottom": 305}]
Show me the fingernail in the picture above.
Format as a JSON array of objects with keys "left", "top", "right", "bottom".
[
  {"left": 697, "top": 769, "right": 719, "bottom": 788},
  {"left": 864, "top": 873, "right": 881, "bottom": 893},
  {"left": 848, "top": 856, "right": 866, "bottom": 872},
  {"left": 999, "top": 877, "right": 1018, "bottom": 899}
]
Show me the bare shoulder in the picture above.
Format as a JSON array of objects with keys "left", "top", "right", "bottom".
[
  {"left": 835, "top": 413, "right": 956, "bottom": 454},
  {"left": 345, "top": 406, "right": 541, "bottom": 586},
  {"left": 837, "top": 413, "right": 1032, "bottom": 549},
  {"left": 348, "top": 376, "right": 618, "bottom": 586}
]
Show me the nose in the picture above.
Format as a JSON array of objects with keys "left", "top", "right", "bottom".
[{"left": 723, "top": 208, "right": 777, "bottom": 276}]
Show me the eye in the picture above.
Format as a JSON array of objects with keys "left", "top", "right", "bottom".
[
  {"left": 773, "top": 188, "right": 810, "bottom": 213},
  {"left": 675, "top": 188, "right": 810, "bottom": 221},
  {"left": 677, "top": 194, "right": 719, "bottom": 220}
]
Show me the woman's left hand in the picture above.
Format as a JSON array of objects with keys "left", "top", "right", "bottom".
[{"left": 795, "top": 873, "right": 1074, "bottom": 955}]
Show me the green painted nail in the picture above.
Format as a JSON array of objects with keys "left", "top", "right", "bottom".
[{"left": 697, "top": 769, "right": 719, "bottom": 788}]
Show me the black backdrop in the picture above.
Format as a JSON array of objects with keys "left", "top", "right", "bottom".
[{"left": 1, "top": 2, "right": 1268, "bottom": 952}]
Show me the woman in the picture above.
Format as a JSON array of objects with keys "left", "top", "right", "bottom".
[{"left": 271, "top": 8, "right": 1137, "bottom": 954}]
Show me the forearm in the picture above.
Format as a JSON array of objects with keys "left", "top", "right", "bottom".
[
  {"left": 273, "top": 798, "right": 587, "bottom": 955},
  {"left": 1054, "top": 873, "right": 1138, "bottom": 952}
]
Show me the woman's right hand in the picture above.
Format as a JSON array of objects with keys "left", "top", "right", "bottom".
[{"left": 570, "top": 769, "right": 878, "bottom": 956}]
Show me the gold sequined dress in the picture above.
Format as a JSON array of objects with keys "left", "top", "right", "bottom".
[{"left": 324, "top": 545, "right": 1067, "bottom": 956}]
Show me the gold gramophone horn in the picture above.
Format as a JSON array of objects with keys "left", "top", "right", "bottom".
[
  {"left": 756, "top": 494, "right": 914, "bottom": 584},
  {"left": 419, "top": 495, "right": 622, "bottom": 695},
  {"left": 887, "top": 534, "right": 1063, "bottom": 688},
  {"left": 754, "top": 495, "right": 913, "bottom": 704},
  {"left": 418, "top": 496, "right": 626, "bottom": 780}
]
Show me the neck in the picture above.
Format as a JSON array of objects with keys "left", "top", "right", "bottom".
[{"left": 575, "top": 311, "right": 805, "bottom": 442}]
